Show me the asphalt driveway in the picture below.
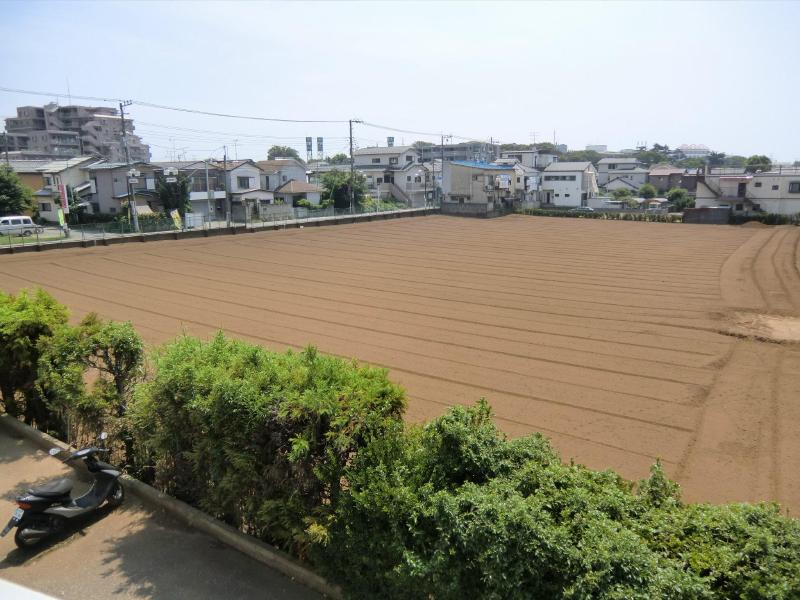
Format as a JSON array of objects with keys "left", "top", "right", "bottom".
[{"left": 0, "top": 427, "right": 321, "bottom": 600}]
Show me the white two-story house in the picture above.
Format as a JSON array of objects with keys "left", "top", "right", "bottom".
[
  {"left": 354, "top": 145, "right": 427, "bottom": 206},
  {"left": 541, "top": 162, "right": 598, "bottom": 207},
  {"left": 695, "top": 167, "right": 800, "bottom": 215},
  {"left": 597, "top": 157, "right": 644, "bottom": 187},
  {"left": 256, "top": 158, "right": 308, "bottom": 191},
  {"left": 217, "top": 160, "right": 274, "bottom": 221}
]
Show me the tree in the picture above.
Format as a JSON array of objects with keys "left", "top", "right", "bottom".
[
  {"left": 666, "top": 187, "right": 693, "bottom": 211},
  {"left": 612, "top": 187, "right": 632, "bottom": 200},
  {"left": 500, "top": 143, "right": 535, "bottom": 151},
  {"left": 676, "top": 157, "right": 706, "bottom": 169},
  {"left": 639, "top": 183, "right": 657, "bottom": 199},
  {"left": 725, "top": 155, "right": 747, "bottom": 168},
  {"left": 267, "top": 145, "right": 301, "bottom": 161},
  {"left": 329, "top": 153, "right": 349, "bottom": 165},
  {"left": 0, "top": 289, "right": 68, "bottom": 425},
  {"left": 745, "top": 155, "right": 772, "bottom": 173},
  {"left": 320, "top": 170, "right": 367, "bottom": 209},
  {"left": 534, "top": 142, "right": 560, "bottom": 155},
  {"left": 708, "top": 151, "right": 726, "bottom": 167},
  {"left": 634, "top": 150, "right": 666, "bottom": 166},
  {"left": 561, "top": 150, "right": 602, "bottom": 165},
  {"left": 156, "top": 173, "right": 192, "bottom": 216},
  {"left": 0, "top": 164, "right": 33, "bottom": 216}
]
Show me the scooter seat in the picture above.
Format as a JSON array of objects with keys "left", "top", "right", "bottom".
[{"left": 28, "top": 478, "right": 73, "bottom": 498}]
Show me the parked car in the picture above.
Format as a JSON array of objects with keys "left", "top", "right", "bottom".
[
  {"left": 568, "top": 206, "right": 595, "bottom": 213},
  {"left": 0, "top": 215, "right": 42, "bottom": 236}
]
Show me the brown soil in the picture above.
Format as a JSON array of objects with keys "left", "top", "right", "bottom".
[{"left": 2, "top": 216, "right": 799, "bottom": 512}]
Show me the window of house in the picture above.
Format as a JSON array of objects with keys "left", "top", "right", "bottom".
[
  {"left": 609, "top": 164, "right": 616, "bottom": 169},
  {"left": 389, "top": 157, "right": 398, "bottom": 165},
  {"left": 516, "top": 177, "right": 520, "bottom": 183},
  {"left": 109, "top": 207, "right": 117, "bottom": 213},
  {"left": 555, "top": 193, "right": 560, "bottom": 197},
  {"left": 407, "top": 176, "right": 412, "bottom": 182},
  {"left": 774, "top": 184, "right": 781, "bottom": 191},
  {"left": 414, "top": 176, "right": 422, "bottom": 183},
  {"left": 473, "top": 175, "right": 479, "bottom": 181},
  {"left": 372, "top": 158, "right": 381, "bottom": 164},
  {"left": 735, "top": 204, "right": 743, "bottom": 211},
  {"left": 282, "top": 175, "right": 287, "bottom": 181},
  {"left": 39, "top": 202, "right": 52, "bottom": 212},
  {"left": 405, "top": 155, "right": 413, "bottom": 162},
  {"left": 377, "top": 178, "right": 383, "bottom": 184},
  {"left": 569, "top": 175, "right": 576, "bottom": 181},
  {"left": 789, "top": 182, "right": 800, "bottom": 193},
  {"left": 754, "top": 182, "right": 762, "bottom": 187},
  {"left": 91, "top": 202, "right": 100, "bottom": 213},
  {"left": 238, "top": 176, "right": 251, "bottom": 189}
]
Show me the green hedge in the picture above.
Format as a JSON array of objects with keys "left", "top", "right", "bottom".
[
  {"left": 316, "top": 401, "right": 800, "bottom": 599},
  {"left": 128, "top": 334, "right": 405, "bottom": 556},
  {"left": 519, "top": 208, "right": 682, "bottom": 223}
]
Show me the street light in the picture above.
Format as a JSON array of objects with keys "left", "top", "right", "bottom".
[{"left": 127, "top": 168, "right": 141, "bottom": 233}]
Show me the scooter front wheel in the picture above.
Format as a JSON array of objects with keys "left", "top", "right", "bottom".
[{"left": 106, "top": 481, "right": 124, "bottom": 508}]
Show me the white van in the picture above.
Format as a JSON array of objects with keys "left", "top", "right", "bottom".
[{"left": 0, "top": 215, "right": 42, "bottom": 236}]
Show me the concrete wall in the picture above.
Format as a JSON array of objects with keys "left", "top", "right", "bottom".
[
  {"left": 683, "top": 207, "right": 730, "bottom": 224},
  {"left": 441, "top": 201, "right": 502, "bottom": 217}
]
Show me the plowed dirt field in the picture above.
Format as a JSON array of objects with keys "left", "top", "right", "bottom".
[{"left": 2, "top": 215, "right": 799, "bottom": 511}]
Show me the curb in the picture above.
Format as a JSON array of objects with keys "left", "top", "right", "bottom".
[{"left": 0, "top": 414, "right": 341, "bottom": 599}]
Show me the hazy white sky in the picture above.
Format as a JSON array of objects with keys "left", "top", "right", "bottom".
[{"left": 2, "top": 1, "right": 798, "bottom": 162}]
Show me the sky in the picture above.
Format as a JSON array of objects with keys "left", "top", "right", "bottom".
[{"left": 2, "top": 0, "right": 799, "bottom": 162}]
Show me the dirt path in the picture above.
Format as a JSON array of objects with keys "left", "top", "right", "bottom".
[{"left": 1, "top": 215, "right": 798, "bottom": 511}]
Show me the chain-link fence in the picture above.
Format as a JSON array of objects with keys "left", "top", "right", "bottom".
[{"left": 2, "top": 202, "right": 440, "bottom": 250}]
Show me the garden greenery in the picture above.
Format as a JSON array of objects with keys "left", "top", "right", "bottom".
[{"left": 1, "top": 289, "right": 799, "bottom": 598}]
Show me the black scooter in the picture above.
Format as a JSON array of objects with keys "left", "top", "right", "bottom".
[{"left": 1, "top": 432, "right": 124, "bottom": 549}]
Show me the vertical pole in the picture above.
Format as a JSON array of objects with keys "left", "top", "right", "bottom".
[
  {"left": 348, "top": 119, "right": 354, "bottom": 213},
  {"left": 119, "top": 101, "right": 139, "bottom": 233},
  {"left": 205, "top": 160, "right": 212, "bottom": 228},
  {"left": 223, "top": 147, "right": 231, "bottom": 227}
]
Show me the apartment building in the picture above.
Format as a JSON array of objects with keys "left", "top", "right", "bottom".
[
  {"left": 3, "top": 103, "right": 150, "bottom": 162},
  {"left": 541, "top": 162, "right": 598, "bottom": 207},
  {"left": 414, "top": 141, "right": 499, "bottom": 164},
  {"left": 695, "top": 167, "right": 800, "bottom": 215}
]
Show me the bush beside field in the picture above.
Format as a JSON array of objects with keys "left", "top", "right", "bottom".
[{"left": 1, "top": 288, "right": 799, "bottom": 598}]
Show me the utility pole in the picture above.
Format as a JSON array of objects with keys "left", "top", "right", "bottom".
[
  {"left": 119, "top": 100, "right": 139, "bottom": 233},
  {"left": 205, "top": 160, "right": 213, "bottom": 225},
  {"left": 348, "top": 119, "right": 362, "bottom": 213},
  {"left": 223, "top": 146, "right": 231, "bottom": 227}
]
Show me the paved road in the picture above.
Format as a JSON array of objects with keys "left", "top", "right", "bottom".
[{"left": 0, "top": 428, "right": 321, "bottom": 600}]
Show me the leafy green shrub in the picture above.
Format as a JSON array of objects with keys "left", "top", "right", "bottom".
[
  {"left": 128, "top": 334, "right": 405, "bottom": 555},
  {"left": 316, "top": 401, "right": 800, "bottom": 599},
  {"left": 519, "top": 208, "right": 681, "bottom": 223}
]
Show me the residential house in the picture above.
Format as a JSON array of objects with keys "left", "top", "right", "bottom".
[
  {"left": 541, "top": 162, "right": 598, "bottom": 207},
  {"left": 441, "top": 161, "right": 516, "bottom": 216},
  {"left": 6, "top": 160, "right": 50, "bottom": 196},
  {"left": 273, "top": 180, "right": 324, "bottom": 205},
  {"left": 216, "top": 159, "right": 273, "bottom": 221},
  {"left": 605, "top": 167, "right": 649, "bottom": 192},
  {"left": 648, "top": 165, "right": 699, "bottom": 194},
  {"left": 596, "top": 157, "right": 643, "bottom": 186},
  {"left": 695, "top": 167, "right": 800, "bottom": 215},
  {"left": 152, "top": 160, "right": 227, "bottom": 219},
  {"left": 35, "top": 156, "right": 100, "bottom": 222},
  {"left": 499, "top": 149, "right": 558, "bottom": 170},
  {"left": 256, "top": 158, "right": 308, "bottom": 191},
  {"left": 354, "top": 146, "right": 427, "bottom": 206},
  {"left": 83, "top": 161, "right": 160, "bottom": 217}
]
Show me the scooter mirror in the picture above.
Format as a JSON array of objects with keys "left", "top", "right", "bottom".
[
  {"left": 49, "top": 447, "right": 61, "bottom": 456},
  {"left": 99, "top": 432, "right": 108, "bottom": 441}
]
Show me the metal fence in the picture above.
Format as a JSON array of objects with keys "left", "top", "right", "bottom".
[{"left": 3, "top": 201, "right": 441, "bottom": 251}]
